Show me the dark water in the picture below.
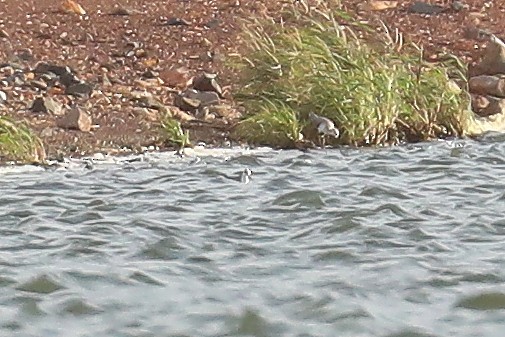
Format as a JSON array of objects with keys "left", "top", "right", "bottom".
[{"left": 1, "top": 138, "right": 505, "bottom": 337}]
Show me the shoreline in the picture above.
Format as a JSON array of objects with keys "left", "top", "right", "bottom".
[{"left": 1, "top": 1, "right": 504, "bottom": 163}]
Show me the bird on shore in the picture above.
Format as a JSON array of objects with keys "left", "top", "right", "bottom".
[{"left": 308, "top": 112, "right": 339, "bottom": 147}]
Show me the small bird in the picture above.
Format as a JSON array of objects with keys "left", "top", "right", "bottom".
[
  {"left": 308, "top": 112, "right": 339, "bottom": 147},
  {"left": 240, "top": 168, "right": 252, "bottom": 184}
]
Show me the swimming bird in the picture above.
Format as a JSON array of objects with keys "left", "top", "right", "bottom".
[
  {"left": 240, "top": 168, "right": 252, "bottom": 184},
  {"left": 308, "top": 112, "right": 339, "bottom": 147}
]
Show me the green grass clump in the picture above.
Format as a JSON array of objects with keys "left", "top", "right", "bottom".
[
  {"left": 231, "top": 4, "right": 472, "bottom": 147},
  {"left": 0, "top": 116, "right": 45, "bottom": 163},
  {"left": 234, "top": 100, "right": 302, "bottom": 148},
  {"left": 161, "top": 115, "right": 190, "bottom": 150}
]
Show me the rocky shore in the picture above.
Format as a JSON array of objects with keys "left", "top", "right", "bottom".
[{"left": 1, "top": 0, "right": 505, "bottom": 162}]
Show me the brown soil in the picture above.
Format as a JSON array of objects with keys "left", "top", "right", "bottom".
[{"left": 0, "top": 0, "right": 502, "bottom": 159}]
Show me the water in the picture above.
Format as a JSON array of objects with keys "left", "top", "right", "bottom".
[{"left": 1, "top": 138, "right": 505, "bottom": 337}]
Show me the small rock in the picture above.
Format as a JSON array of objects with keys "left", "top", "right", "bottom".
[
  {"left": 57, "top": 106, "right": 92, "bottom": 132},
  {"left": 161, "top": 17, "right": 191, "bottom": 26},
  {"left": 174, "top": 95, "right": 201, "bottom": 112},
  {"left": 59, "top": 72, "right": 81, "bottom": 87},
  {"left": 208, "top": 104, "right": 242, "bottom": 119},
  {"left": 168, "top": 106, "right": 195, "bottom": 122},
  {"left": 205, "top": 19, "right": 220, "bottom": 29},
  {"left": 134, "top": 94, "right": 166, "bottom": 111},
  {"left": 31, "top": 80, "right": 48, "bottom": 91},
  {"left": 135, "top": 49, "right": 147, "bottom": 58},
  {"left": 101, "top": 74, "right": 112, "bottom": 86},
  {"left": 192, "top": 73, "right": 223, "bottom": 97},
  {"left": 30, "top": 96, "right": 63, "bottom": 115},
  {"left": 17, "top": 49, "right": 33, "bottom": 61},
  {"left": 39, "top": 72, "right": 58, "bottom": 84},
  {"left": 14, "top": 77, "right": 26, "bottom": 87},
  {"left": 133, "top": 107, "right": 159, "bottom": 122},
  {"left": 363, "top": 1, "right": 398, "bottom": 11},
  {"left": 133, "top": 78, "right": 162, "bottom": 88},
  {"left": 65, "top": 82, "right": 93, "bottom": 97},
  {"left": 451, "top": 1, "right": 468, "bottom": 11},
  {"left": 407, "top": 1, "right": 445, "bottom": 14},
  {"left": 199, "top": 51, "right": 214, "bottom": 62},
  {"left": 0, "top": 90, "right": 6, "bottom": 103},
  {"left": 184, "top": 89, "right": 220, "bottom": 106},
  {"left": 0, "top": 29, "right": 9, "bottom": 38},
  {"left": 463, "top": 27, "right": 492, "bottom": 41},
  {"left": 61, "top": 0, "right": 86, "bottom": 15},
  {"left": 34, "top": 62, "right": 73, "bottom": 77},
  {"left": 109, "top": 6, "right": 131, "bottom": 16},
  {"left": 141, "top": 70, "right": 158, "bottom": 79},
  {"left": 195, "top": 106, "right": 209, "bottom": 120},
  {"left": 40, "top": 127, "right": 56, "bottom": 137}
]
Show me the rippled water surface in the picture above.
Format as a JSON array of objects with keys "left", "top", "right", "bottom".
[{"left": 2, "top": 138, "right": 505, "bottom": 337}]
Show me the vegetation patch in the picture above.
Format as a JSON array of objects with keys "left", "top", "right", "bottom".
[
  {"left": 160, "top": 114, "right": 191, "bottom": 151},
  {"left": 0, "top": 116, "right": 45, "bottom": 163},
  {"left": 231, "top": 2, "right": 472, "bottom": 147}
]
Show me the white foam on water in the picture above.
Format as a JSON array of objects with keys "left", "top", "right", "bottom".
[{"left": 0, "top": 146, "right": 274, "bottom": 174}]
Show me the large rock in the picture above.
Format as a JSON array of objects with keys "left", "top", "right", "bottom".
[
  {"left": 30, "top": 96, "right": 64, "bottom": 115},
  {"left": 57, "top": 107, "right": 92, "bottom": 132},
  {"left": 59, "top": 72, "right": 81, "bottom": 87},
  {"left": 159, "top": 67, "right": 190, "bottom": 88},
  {"left": 65, "top": 82, "right": 93, "bottom": 97},
  {"left": 34, "top": 62, "right": 73, "bottom": 77},
  {"left": 469, "top": 75, "right": 505, "bottom": 97},
  {"left": 192, "top": 73, "right": 223, "bottom": 98},
  {"left": 469, "top": 35, "right": 505, "bottom": 77},
  {"left": 174, "top": 89, "right": 220, "bottom": 112},
  {"left": 471, "top": 94, "right": 505, "bottom": 117},
  {"left": 184, "top": 89, "right": 220, "bottom": 106}
]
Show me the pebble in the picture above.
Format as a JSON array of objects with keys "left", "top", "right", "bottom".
[
  {"left": 40, "top": 127, "right": 56, "bottom": 137},
  {"left": 162, "top": 17, "right": 191, "bottom": 26},
  {"left": 407, "top": 1, "right": 445, "bottom": 14},
  {"left": 110, "top": 7, "right": 131, "bottom": 16},
  {"left": 30, "top": 80, "right": 48, "bottom": 91}
]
